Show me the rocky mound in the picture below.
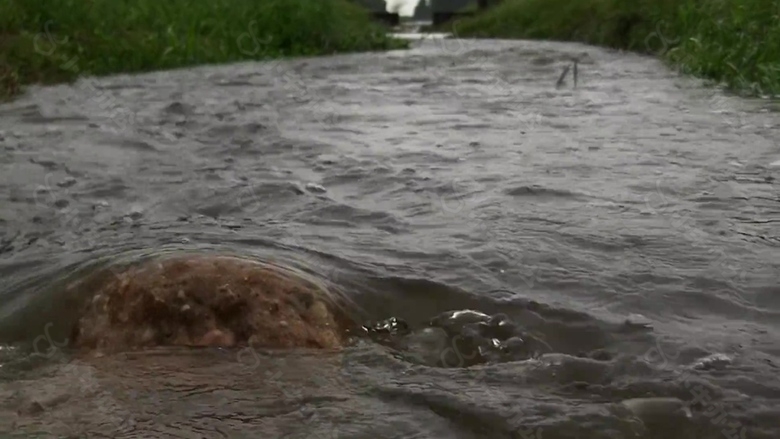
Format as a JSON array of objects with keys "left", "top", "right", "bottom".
[{"left": 70, "top": 254, "right": 356, "bottom": 353}]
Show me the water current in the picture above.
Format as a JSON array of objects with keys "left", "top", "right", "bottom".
[{"left": 0, "top": 35, "right": 779, "bottom": 438}]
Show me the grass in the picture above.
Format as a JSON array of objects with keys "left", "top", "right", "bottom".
[
  {"left": 432, "top": 0, "right": 780, "bottom": 97},
  {"left": 0, "top": 0, "right": 409, "bottom": 101}
]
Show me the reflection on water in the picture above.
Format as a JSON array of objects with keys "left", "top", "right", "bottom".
[{"left": 0, "top": 37, "right": 779, "bottom": 438}]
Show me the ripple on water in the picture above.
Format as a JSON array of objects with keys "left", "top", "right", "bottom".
[{"left": 0, "top": 37, "right": 779, "bottom": 438}]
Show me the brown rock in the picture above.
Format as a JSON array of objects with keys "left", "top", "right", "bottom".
[
  {"left": 70, "top": 254, "right": 359, "bottom": 353},
  {"left": 198, "top": 329, "right": 235, "bottom": 347}
]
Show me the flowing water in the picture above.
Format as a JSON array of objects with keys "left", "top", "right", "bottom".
[{"left": 0, "top": 37, "right": 779, "bottom": 438}]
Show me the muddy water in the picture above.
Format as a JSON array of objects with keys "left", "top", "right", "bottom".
[{"left": 1, "top": 37, "right": 779, "bottom": 438}]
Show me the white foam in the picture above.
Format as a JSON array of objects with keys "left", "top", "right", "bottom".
[
  {"left": 690, "top": 353, "right": 733, "bottom": 371},
  {"left": 625, "top": 313, "right": 653, "bottom": 328},
  {"left": 385, "top": 0, "right": 424, "bottom": 17},
  {"left": 389, "top": 32, "right": 452, "bottom": 40}
]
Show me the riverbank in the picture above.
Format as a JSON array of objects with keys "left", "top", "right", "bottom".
[
  {"left": 438, "top": 0, "right": 780, "bottom": 97},
  {"left": 0, "top": 0, "right": 408, "bottom": 101}
]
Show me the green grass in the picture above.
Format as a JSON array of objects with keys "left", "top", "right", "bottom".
[
  {"left": 435, "top": 0, "right": 780, "bottom": 97},
  {"left": 0, "top": 0, "right": 409, "bottom": 101}
]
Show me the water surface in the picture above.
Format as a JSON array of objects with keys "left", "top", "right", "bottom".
[{"left": 1, "top": 37, "right": 779, "bottom": 438}]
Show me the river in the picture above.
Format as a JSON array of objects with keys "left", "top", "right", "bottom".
[{"left": 0, "top": 36, "right": 779, "bottom": 438}]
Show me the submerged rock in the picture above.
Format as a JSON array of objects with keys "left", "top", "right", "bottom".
[
  {"left": 402, "top": 327, "right": 451, "bottom": 366},
  {"left": 473, "top": 313, "right": 518, "bottom": 340},
  {"left": 363, "top": 316, "right": 410, "bottom": 336},
  {"left": 429, "top": 309, "right": 491, "bottom": 335},
  {"left": 70, "top": 254, "right": 356, "bottom": 353},
  {"left": 426, "top": 309, "right": 552, "bottom": 364}
]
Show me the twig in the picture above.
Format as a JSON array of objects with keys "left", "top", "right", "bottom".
[
  {"left": 556, "top": 59, "right": 580, "bottom": 89},
  {"left": 573, "top": 59, "right": 578, "bottom": 88},
  {"left": 555, "top": 64, "right": 570, "bottom": 89}
]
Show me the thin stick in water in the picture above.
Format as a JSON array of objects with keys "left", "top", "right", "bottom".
[
  {"left": 555, "top": 64, "right": 570, "bottom": 89},
  {"left": 573, "top": 59, "right": 578, "bottom": 88}
]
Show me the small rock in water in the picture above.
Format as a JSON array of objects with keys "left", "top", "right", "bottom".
[
  {"left": 478, "top": 313, "right": 518, "bottom": 340},
  {"left": 503, "top": 333, "right": 552, "bottom": 359},
  {"left": 363, "top": 316, "right": 410, "bottom": 336},
  {"left": 769, "top": 159, "right": 780, "bottom": 167},
  {"left": 402, "top": 327, "right": 450, "bottom": 366},
  {"left": 499, "top": 336, "right": 527, "bottom": 356},
  {"left": 443, "top": 330, "right": 486, "bottom": 367}
]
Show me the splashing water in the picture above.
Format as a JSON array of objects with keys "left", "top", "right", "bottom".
[{"left": 385, "top": 0, "right": 423, "bottom": 16}]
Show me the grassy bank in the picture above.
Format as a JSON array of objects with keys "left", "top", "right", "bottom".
[
  {"left": 0, "top": 0, "right": 408, "bottom": 101},
  {"left": 441, "top": 0, "right": 780, "bottom": 96}
]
